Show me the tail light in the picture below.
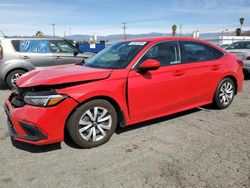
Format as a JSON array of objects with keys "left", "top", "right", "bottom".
[
  {"left": 247, "top": 56, "right": 250, "bottom": 60},
  {"left": 237, "top": 59, "right": 244, "bottom": 67},
  {"left": 0, "top": 45, "right": 3, "bottom": 60}
]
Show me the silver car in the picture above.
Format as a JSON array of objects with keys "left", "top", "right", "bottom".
[
  {"left": 0, "top": 37, "right": 94, "bottom": 88},
  {"left": 226, "top": 41, "right": 250, "bottom": 73}
]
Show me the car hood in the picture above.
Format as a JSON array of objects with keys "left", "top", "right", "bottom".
[{"left": 17, "top": 65, "right": 112, "bottom": 88}]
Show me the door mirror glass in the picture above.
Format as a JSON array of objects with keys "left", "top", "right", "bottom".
[{"left": 139, "top": 59, "right": 160, "bottom": 72}]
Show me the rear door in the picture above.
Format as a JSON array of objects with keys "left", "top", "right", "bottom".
[
  {"left": 128, "top": 41, "right": 189, "bottom": 121},
  {"left": 180, "top": 41, "right": 225, "bottom": 105},
  {"left": 48, "top": 40, "right": 83, "bottom": 65},
  {"left": 17, "top": 40, "right": 54, "bottom": 67}
]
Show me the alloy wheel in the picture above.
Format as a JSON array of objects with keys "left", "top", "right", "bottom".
[
  {"left": 11, "top": 73, "right": 23, "bottom": 86},
  {"left": 78, "top": 107, "right": 112, "bottom": 142},
  {"left": 219, "top": 82, "right": 234, "bottom": 106}
]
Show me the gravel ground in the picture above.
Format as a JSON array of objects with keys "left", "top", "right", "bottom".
[{"left": 0, "top": 78, "right": 249, "bottom": 188}]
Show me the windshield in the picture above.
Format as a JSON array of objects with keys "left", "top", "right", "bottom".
[
  {"left": 226, "top": 41, "right": 250, "bottom": 50},
  {"left": 84, "top": 41, "right": 147, "bottom": 69}
]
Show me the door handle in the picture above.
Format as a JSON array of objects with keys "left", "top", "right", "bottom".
[
  {"left": 55, "top": 56, "right": 62, "bottom": 60},
  {"left": 212, "top": 65, "right": 220, "bottom": 71},
  {"left": 173, "top": 70, "right": 185, "bottom": 76},
  {"left": 22, "top": 56, "right": 30, "bottom": 59}
]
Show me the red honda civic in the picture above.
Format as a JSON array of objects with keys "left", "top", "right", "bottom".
[{"left": 4, "top": 37, "right": 244, "bottom": 148}]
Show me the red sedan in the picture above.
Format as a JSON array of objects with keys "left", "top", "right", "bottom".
[{"left": 4, "top": 37, "right": 244, "bottom": 148}]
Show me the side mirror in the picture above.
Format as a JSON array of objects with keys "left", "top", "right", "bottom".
[
  {"left": 138, "top": 59, "right": 160, "bottom": 73},
  {"left": 74, "top": 49, "right": 80, "bottom": 56}
]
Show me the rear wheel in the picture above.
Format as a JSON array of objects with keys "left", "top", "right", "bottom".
[
  {"left": 6, "top": 70, "right": 26, "bottom": 89},
  {"left": 213, "top": 78, "right": 235, "bottom": 109},
  {"left": 66, "top": 99, "right": 117, "bottom": 148}
]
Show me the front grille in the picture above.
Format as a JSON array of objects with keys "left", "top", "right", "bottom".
[{"left": 9, "top": 88, "right": 25, "bottom": 108}]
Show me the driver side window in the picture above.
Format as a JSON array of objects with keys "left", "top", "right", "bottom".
[
  {"left": 48, "top": 40, "right": 75, "bottom": 53},
  {"left": 137, "top": 41, "right": 180, "bottom": 68}
]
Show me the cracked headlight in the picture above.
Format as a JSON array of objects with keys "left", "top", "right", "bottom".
[{"left": 24, "top": 92, "right": 67, "bottom": 107}]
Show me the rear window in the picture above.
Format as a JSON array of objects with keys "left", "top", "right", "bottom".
[
  {"left": 11, "top": 40, "right": 20, "bottom": 51},
  {"left": 181, "top": 41, "right": 214, "bottom": 63},
  {"left": 11, "top": 40, "right": 50, "bottom": 53},
  {"left": 20, "top": 40, "right": 50, "bottom": 53},
  {"left": 210, "top": 46, "right": 225, "bottom": 60}
]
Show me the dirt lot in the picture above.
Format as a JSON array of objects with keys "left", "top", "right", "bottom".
[{"left": 0, "top": 78, "right": 249, "bottom": 188}]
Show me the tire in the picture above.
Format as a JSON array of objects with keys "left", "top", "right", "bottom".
[
  {"left": 66, "top": 99, "right": 117, "bottom": 148},
  {"left": 6, "top": 70, "right": 26, "bottom": 89},
  {"left": 213, "top": 78, "right": 235, "bottom": 109}
]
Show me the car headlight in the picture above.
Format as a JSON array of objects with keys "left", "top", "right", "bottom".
[{"left": 24, "top": 92, "right": 67, "bottom": 107}]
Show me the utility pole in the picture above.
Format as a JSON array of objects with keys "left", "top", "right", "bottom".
[
  {"left": 52, "top": 24, "right": 55, "bottom": 37},
  {"left": 69, "top": 28, "right": 72, "bottom": 37},
  {"left": 180, "top": 25, "right": 182, "bottom": 36},
  {"left": 122, "top": 22, "right": 127, "bottom": 40}
]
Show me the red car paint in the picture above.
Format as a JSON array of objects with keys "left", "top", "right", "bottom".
[{"left": 4, "top": 37, "right": 244, "bottom": 145}]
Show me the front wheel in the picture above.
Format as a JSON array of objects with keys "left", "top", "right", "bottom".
[
  {"left": 213, "top": 78, "right": 235, "bottom": 109},
  {"left": 66, "top": 99, "right": 117, "bottom": 148},
  {"left": 6, "top": 70, "right": 26, "bottom": 89}
]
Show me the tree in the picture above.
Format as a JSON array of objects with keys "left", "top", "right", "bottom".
[
  {"left": 35, "top": 31, "right": 44, "bottom": 37},
  {"left": 236, "top": 28, "right": 241, "bottom": 36},
  {"left": 172, "top": 25, "right": 177, "bottom": 36},
  {"left": 240, "top": 17, "right": 244, "bottom": 29}
]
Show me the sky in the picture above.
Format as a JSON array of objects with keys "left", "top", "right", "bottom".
[{"left": 0, "top": 0, "right": 250, "bottom": 36}]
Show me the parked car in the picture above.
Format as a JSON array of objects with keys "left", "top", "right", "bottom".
[
  {"left": 4, "top": 37, "right": 244, "bottom": 148},
  {"left": 0, "top": 37, "right": 94, "bottom": 88},
  {"left": 226, "top": 40, "right": 250, "bottom": 73},
  {"left": 219, "top": 44, "right": 230, "bottom": 49}
]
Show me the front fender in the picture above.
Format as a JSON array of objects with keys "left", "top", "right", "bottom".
[
  {"left": 56, "top": 77, "right": 130, "bottom": 123},
  {"left": 0, "top": 59, "right": 35, "bottom": 80}
]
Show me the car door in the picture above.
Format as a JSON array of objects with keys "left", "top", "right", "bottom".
[
  {"left": 18, "top": 40, "right": 54, "bottom": 67},
  {"left": 179, "top": 41, "right": 225, "bottom": 105},
  {"left": 48, "top": 40, "right": 83, "bottom": 65},
  {"left": 127, "top": 41, "right": 189, "bottom": 121}
]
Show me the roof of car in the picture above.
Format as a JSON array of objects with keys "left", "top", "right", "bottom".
[
  {"left": 123, "top": 36, "right": 228, "bottom": 54},
  {"left": 124, "top": 36, "right": 207, "bottom": 43},
  {"left": 1, "top": 37, "right": 64, "bottom": 41}
]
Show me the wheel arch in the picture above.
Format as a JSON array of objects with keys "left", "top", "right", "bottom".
[
  {"left": 64, "top": 95, "right": 126, "bottom": 136},
  {"left": 222, "top": 75, "right": 238, "bottom": 95},
  {"left": 4, "top": 68, "right": 29, "bottom": 82}
]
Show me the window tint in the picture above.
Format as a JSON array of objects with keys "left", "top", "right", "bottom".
[
  {"left": 210, "top": 46, "right": 224, "bottom": 60},
  {"left": 11, "top": 40, "right": 20, "bottom": 51},
  {"left": 19, "top": 40, "right": 50, "bottom": 53},
  {"left": 85, "top": 42, "right": 148, "bottom": 69},
  {"left": 48, "top": 40, "right": 75, "bottom": 53},
  {"left": 226, "top": 41, "right": 250, "bottom": 50},
  {"left": 138, "top": 41, "right": 180, "bottom": 67},
  {"left": 181, "top": 41, "right": 214, "bottom": 63}
]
